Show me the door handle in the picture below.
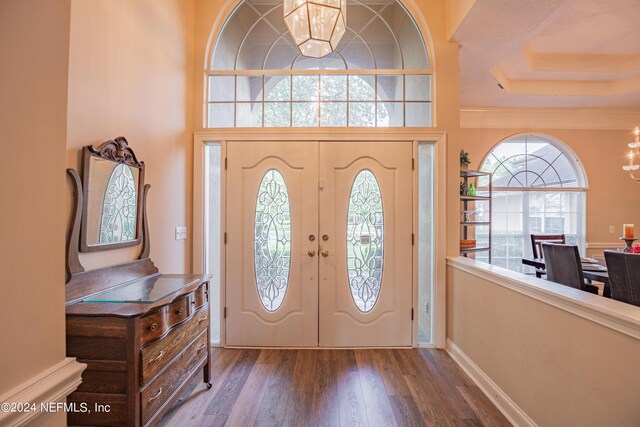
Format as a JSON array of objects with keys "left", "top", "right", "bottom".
[
  {"left": 308, "top": 250, "right": 316, "bottom": 257},
  {"left": 321, "top": 250, "right": 329, "bottom": 258}
]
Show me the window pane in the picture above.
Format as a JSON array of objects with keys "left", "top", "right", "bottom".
[
  {"left": 320, "top": 75, "right": 347, "bottom": 101},
  {"left": 236, "top": 102, "right": 263, "bottom": 127},
  {"left": 377, "top": 75, "right": 403, "bottom": 101},
  {"left": 236, "top": 19, "right": 280, "bottom": 70},
  {"left": 292, "top": 75, "right": 319, "bottom": 101},
  {"left": 349, "top": 102, "right": 375, "bottom": 127},
  {"left": 406, "top": 75, "right": 431, "bottom": 101},
  {"left": 378, "top": 102, "right": 402, "bottom": 127},
  {"left": 292, "top": 102, "right": 319, "bottom": 127},
  {"left": 209, "top": 76, "right": 235, "bottom": 101},
  {"left": 265, "top": 75, "right": 290, "bottom": 101},
  {"left": 347, "top": 170, "right": 384, "bottom": 312},
  {"left": 406, "top": 102, "right": 431, "bottom": 127},
  {"left": 208, "top": 103, "right": 234, "bottom": 127},
  {"left": 348, "top": 75, "right": 375, "bottom": 101},
  {"left": 237, "top": 76, "right": 263, "bottom": 102},
  {"left": 264, "top": 102, "right": 290, "bottom": 127},
  {"left": 321, "top": 102, "right": 347, "bottom": 127},
  {"left": 254, "top": 169, "right": 291, "bottom": 312},
  {"left": 360, "top": 17, "right": 402, "bottom": 69}
]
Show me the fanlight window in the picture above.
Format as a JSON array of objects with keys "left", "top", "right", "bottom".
[
  {"left": 347, "top": 170, "right": 384, "bottom": 312},
  {"left": 476, "top": 135, "right": 586, "bottom": 273},
  {"left": 254, "top": 169, "right": 292, "bottom": 311},
  {"left": 100, "top": 164, "right": 137, "bottom": 243},
  {"left": 208, "top": 0, "right": 431, "bottom": 128}
]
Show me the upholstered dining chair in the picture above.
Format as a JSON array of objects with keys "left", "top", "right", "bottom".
[
  {"left": 604, "top": 251, "right": 640, "bottom": 307},
  {"left": 530, "top": 234, "right": 565, "bottom": 278},
  {"left": 541, "top": 243, "right": 599, "bottom": 294}
]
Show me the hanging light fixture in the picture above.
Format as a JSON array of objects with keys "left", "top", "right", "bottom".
[
  {"left": 623, "top": 126, "right": 640, "bottom": 182},
  {"left": 284, "top": 0, "right": 347, "bottom": 59}
]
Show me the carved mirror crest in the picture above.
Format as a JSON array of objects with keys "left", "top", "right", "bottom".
[{"left": 80, "top": 137, "right": 145, "bottom": 252}]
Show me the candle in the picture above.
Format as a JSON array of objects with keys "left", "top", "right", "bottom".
[{"left": 623, "top": 224, "right": 635, "bottom": 239}]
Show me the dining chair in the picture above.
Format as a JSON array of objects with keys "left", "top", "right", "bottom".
[
  {"left": 603, "top": 250, "right": 640, "bottom": 307},
  {"left": 541, "top": 243, "right": 599, "bottom": 294},
  {"left": 530, "top": 234, "right": 565, "bottom": 278}
]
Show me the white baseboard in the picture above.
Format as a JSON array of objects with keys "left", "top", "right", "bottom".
[
  {"left": 0, "top": 358, "right": 86, "bottom": 427},
  {"left": 446, "top": 339, "right": 536, "bottom": 427}
]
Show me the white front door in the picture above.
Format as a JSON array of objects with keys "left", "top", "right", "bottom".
[
  {"left": 226, "top": 141, "right": 412, "bottom": 347},
  {"left": 225, "top": 141, "right": 319, "bottom": 347},
  {"left": 318, "top": 142, "right": 413, "bottom": 347}
]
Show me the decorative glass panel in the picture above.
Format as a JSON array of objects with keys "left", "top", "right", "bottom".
[
  {"left": 254, "top": 169, "right": 292, "bottom": 312},
  {"left": 346, "top": 169, "right": 384, "bottom": 312},
  {"left": 207, "top": 0, "right": 432, "bottom": 128},
  {"left": 100, "top": 164, "right": 137, "bottom": 243}
]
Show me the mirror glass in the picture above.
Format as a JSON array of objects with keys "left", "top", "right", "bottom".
[{"left": 85, "top": 156, "right": 140, "bottom": 246}]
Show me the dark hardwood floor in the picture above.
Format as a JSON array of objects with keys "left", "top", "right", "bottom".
[{"left": 157, "top": 348, "right": 511, "bottom": 427}]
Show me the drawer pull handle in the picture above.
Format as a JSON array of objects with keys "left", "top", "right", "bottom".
[
  {"left": 148, "top": 387, "right": 163, "bottom": 402},
  {"left": 149, "top": 350, "right": 165, "bottom": 363},
  {"left": 177, "top": 308, "right": 184, "bottom": 315},
  {"left": 197, "top": 343, "right": 207, "bottom": 352},
  {"left": 150, "top": 323, "right": 158, "bottom": 331},
  {"left": 198, "top": 315, "right": 207, "bottom": 323}
]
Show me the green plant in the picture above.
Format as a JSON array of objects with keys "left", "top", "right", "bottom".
[{"left": 460, "top": 149, "right": 471, "bottom": 168}]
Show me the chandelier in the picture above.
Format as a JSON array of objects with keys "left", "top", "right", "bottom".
[
  {"left": 623, "top": 126, "right": 640, "bottom": 182},
  {"left": 284, "top": 0, "right": 347, "bottom": 59}
]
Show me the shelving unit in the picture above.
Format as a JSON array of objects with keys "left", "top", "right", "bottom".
[{"left": 460, "top": 169, "right": 492, "bottom": 262}]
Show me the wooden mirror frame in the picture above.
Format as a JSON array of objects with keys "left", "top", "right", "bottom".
[{"left": 79, "top": 136, "right": 145, "bottom": 252}]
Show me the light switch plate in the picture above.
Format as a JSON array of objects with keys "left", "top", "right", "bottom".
[
  {"left": 609, "top": 225, "right": 615, "bottom": 234},
  {"left": 175, "top": 226, "right": 187, "bottom": 240}
]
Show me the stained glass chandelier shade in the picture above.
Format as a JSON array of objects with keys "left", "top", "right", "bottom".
[{"left": 284, "top": 0, "right": 347, "bottom": 58}]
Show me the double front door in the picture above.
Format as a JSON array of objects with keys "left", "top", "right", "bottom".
[{"left": 226, "top": 141, "right": 412, "bottom": 347}]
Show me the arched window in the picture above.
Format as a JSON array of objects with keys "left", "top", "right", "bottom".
[
  {"left": 207, "top": 0, "right": 431, "bottom": 128},
  {"left": 476, "top": 135, "right": 587, "bottom": 273}
]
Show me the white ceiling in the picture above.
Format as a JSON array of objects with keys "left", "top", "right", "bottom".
[{"left": 453, "top": 0, "right": 640, "bottom": 108}]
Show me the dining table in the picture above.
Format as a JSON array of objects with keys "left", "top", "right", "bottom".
[{"left": 521, "top": 257, "right": 610, "bottom": 298}]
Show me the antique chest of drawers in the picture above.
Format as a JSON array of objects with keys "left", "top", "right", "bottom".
[{"left": 65, "top": 274, "right": 211, "bottom": 427}]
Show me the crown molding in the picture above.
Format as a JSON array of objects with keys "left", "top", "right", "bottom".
[
  {"left": 460, "top": 107, "right": 640, "bottom": 130},
  {"left": 522, "top": 46, "right": 640, "bottom": 74},
  {"left": 491, "top": 65, "right": 640, "bottom": 97}
]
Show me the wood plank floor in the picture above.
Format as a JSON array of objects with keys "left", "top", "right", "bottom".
[{"left": 158, "top": 348, "right": 511, "bottom": 427}]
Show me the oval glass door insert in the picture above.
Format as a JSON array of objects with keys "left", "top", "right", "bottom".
[
  {"left": 347, "top": 169, "right": 384, "bottom": 312},
  {"left": 254, "top": 169, "right": 291, "bottom": 312}
]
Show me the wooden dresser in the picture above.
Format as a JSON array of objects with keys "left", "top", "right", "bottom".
[
  {"left": 65, "top": 267, "right": 211, "bottom": 427},
  {"left": 64, "top": 138, "right": 212, "bottom": 426}
]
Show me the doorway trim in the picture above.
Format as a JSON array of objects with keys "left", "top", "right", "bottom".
[{"left": 193, "top": 128, "right": 447, "bottom": 348}]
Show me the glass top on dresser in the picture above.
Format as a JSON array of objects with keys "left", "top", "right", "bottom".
[{"left": 83, "top": 275, "right": 197, "bottom": 303}]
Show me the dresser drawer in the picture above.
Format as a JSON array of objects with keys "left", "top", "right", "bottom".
[
  {"left": 193, "top": 282, "right": 208, "bottom": 309},
  {"left": 141, "top": 330, "right": 208, "bottom": 425},
  {"left": 141, "top": 306, "right": 208, "bottom": 385},
  {"left": 140, "top": 308, "right": 168, "bottom": 346},
  {"left": 168, "top": 296, "right": 190, "bottom": 325}
]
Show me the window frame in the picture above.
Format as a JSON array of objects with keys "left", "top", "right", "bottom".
[{"left": 477, "top": 134, "right": 588, "bottom": 273}]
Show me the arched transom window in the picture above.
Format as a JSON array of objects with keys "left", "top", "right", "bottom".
[
  {"left": 207, "top": 0, "right": 431, "bottom": 128},
  {"left": 476, "top": 135, "right": 587, "bottom": 273}
]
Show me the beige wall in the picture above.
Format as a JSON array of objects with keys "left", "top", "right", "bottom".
[
  {"left": 0, "top": 0, "right": 70, "bottom": 410},
  {"left": 66, "top": 0, "right": 196, "bottom": 273},
  {"left": 461, "top": 128, "right": 640, "bottom": 255},
  {"left": 447, "top": 261, "right": 640, "bottom": 426}
]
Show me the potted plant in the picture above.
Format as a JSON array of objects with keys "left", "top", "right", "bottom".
[{"left": 460, "top": 149, "right": 471, "bottom": 170}]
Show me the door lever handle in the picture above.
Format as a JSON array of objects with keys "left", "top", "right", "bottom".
[
  {"left": 308, "top": 250, "right": 316, "bottom": 257},
  {"left": 321, "top": 250, "right": 329, "bottom": 258}
]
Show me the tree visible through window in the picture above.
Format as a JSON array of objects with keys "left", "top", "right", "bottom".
[{"left": 476, "top": 135, "right": 587, "bottom": 273}]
